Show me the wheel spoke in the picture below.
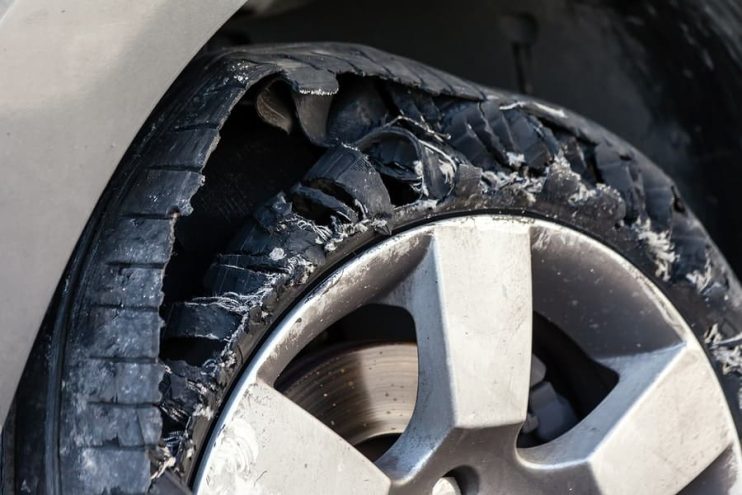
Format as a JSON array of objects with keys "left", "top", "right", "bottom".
[
  {"left": 198, "top": 381, "right": 390, "bottom": 495},
  {"left": 522, "top": 345, "right": 737, "bottom": 493},
  {"left": 377, "top": 218, "right": 533, "bottom": 485}
]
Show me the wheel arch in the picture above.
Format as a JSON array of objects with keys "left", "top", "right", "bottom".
[{"left": 0, "top": 0, "right": 248, "bottom": 427}]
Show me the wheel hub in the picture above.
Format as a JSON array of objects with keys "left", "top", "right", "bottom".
[{"left": 195, "top": 216, "right": 742, "bottom": 494}]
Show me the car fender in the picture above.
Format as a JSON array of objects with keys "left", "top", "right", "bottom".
[{"left": 0, "top": 0, "right": 247, "bottom": 426}]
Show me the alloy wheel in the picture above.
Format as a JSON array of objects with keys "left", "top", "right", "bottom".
[{"left": 196, "top": 215, "right": 741, "bottom": 494}]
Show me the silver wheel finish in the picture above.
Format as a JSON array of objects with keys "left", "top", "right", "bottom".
[{"left": 195, "top": 216, "right": 742, "bottom": 494}]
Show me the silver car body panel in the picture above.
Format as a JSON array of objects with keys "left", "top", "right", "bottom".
[{"left": 0, "top": 0, "right": 248, "bottom": 426}]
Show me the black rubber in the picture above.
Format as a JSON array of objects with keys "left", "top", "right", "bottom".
[{"left": 6, "top": 43, "right": 742, "bottom": 493}]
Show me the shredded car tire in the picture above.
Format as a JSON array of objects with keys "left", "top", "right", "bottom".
[{"left": 7, "top": 43, "right": 742, "bottom": 493}]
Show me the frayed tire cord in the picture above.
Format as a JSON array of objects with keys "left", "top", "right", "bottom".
[{"left": 11, "top": 43, "right": 742, "bottom": 493}]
